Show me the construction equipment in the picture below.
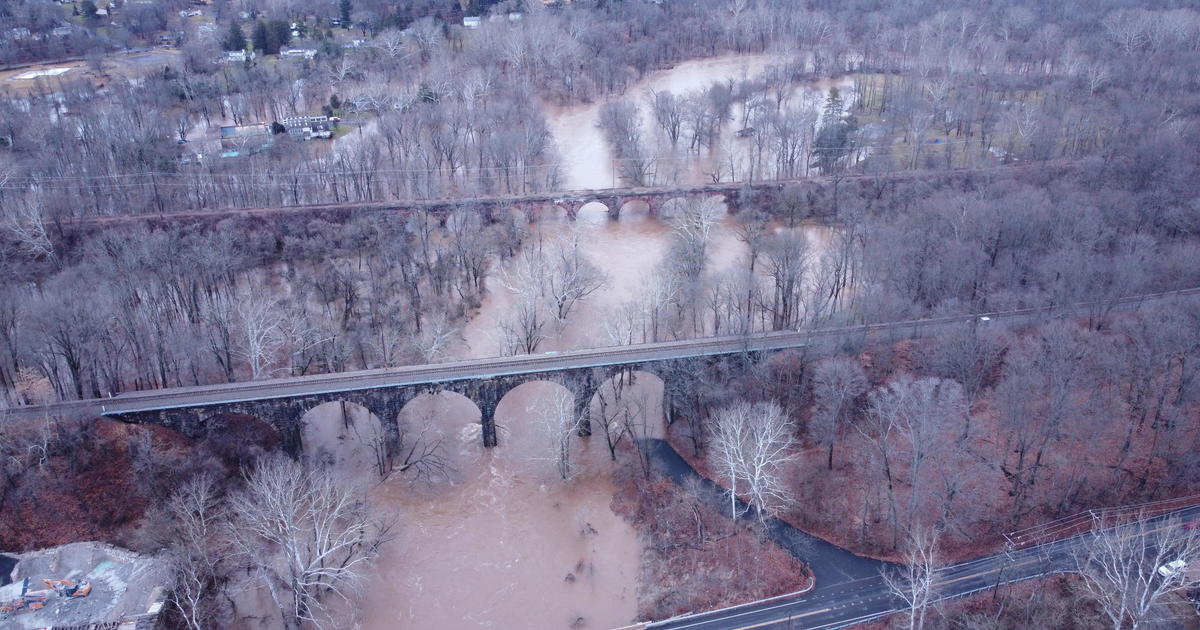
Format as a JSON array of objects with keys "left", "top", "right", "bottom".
[
  {"left": 0, "top": 577, "right": 49, "bottom": 614},
  {"left": 0, "top": 576, "right": 92, "bottom": 616},
  {"left": 43, "top": 578, "right": 92, "bottom": 598}
]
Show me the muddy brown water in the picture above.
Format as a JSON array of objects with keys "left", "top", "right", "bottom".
[
  {"left": 308, "top": 378, "right": 664, "bottom": 629},
  {"left": 305, "top": 214, "right": 832, "bottom": 628},
  {"left": 305, "top": 52, "right": 847, "bottom": 629},
  {"left": 460, "top": 208, "right": 835, "bottom": 358},
  {"left": 545, "top": 53, "right": 854, "bottom": 190}
]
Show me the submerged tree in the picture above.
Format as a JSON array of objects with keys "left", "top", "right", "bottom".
[
  {"left": 228, "top": 456, "right": 392, "bottom": 630},
  {"left": 533, "top": 387, "right": 585, "bottom": 480}
]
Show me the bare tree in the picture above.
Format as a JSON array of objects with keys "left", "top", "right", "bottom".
[
  {"left": 228, "top": 456, "right": 392, "bottom": 630},
  {"left": 533, "top": 387, "right": 584, "bottom": 480},
  {"left": 882, "top": 525, "right": 941, "bottom": 630},
  {"left": 619, "top": 389, "right": 654, "bottom": 478},
  {"left": 232, "top": 289, "right": 286, "bottom": 380},
  {"left": 810, "top": 357, "right": 867, "bottom": 470},
  {"left": 500, "top": 230, "right": 605, "bottom": 329},
  {"left": 638, "top": 267, "right": 680, "bottom": 343},
  {"left": 859, "top": 375, "right": 966, "bottom": 547},
  {"left": 327, "top": 56, "right": 362, "bottom": 87},
  {"left": 760, "top": 229, "right": 810, "bottom": 330},
  {"left": 545, "top": 230, "right": 606, "bottom": 322},
  {"left": 373, "top": 28, "right": 407, "bottom": 58},
  {"left": 165, "top": 474, "right": 228, "bottom": 630},
  {"left": 996, "top": 324, "right": 1100, "bottom": 512},
  {"left": 410, "top": 315, "right": 457, "bottom": 363},
  {"left": 3, "top": 196, "right": 57, "bottom": 265},
  {"left": 917, "top": 324, "right": 1006, "bottom": 417},
  {"left": 601, "top": 300, "right": 649, "bottom": 347},
  {"left": 649, "top": 89, "right": 685, "bottom": 146},
  {"left": 594, "top": 370, "right": 631, "bottom": 462},
  {"left": 1074, "top": 514, "right": 1200, "bottom": 630},
  {"left": 708, "top": 400, "right": 796, "bottom": 521},
  {"left": 391, "top": 412, "right": 451, "bottom": 482},
  {"left": 598, "top": 101, "right": 653, "bottom": 185},
  {"left": 669, "top": 196, "right": 724, "bottom": 282},
  {"left": 497, "top": 293, "right": 546, "bottom": 356}
]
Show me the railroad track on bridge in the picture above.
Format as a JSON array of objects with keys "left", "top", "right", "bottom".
[
  {"left": 47, "top": 161, "right": 1071, "bottom": 229},
  {"left": 3, "top": 284, "right": 1195, "bottom": 422}
]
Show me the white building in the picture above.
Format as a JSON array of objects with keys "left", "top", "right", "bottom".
[
  {"left": 222, "top": 50, "right": 255, "bottom": 63},
  {"left": 280, "top": 48, "right": 317, "bottom": 59}
]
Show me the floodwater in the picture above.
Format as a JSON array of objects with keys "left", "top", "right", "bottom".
[
  {"left": 310, "top": 379, "right": 665, "bottom": 630},
  {"left": 303, "top": 53, "right": 843, "bottom": 630},
  {"left": 545, "top": 53, "right": 854, "bottom": 190},
  {"left": 458, "top": 205, "right": 835, "bottom": 359}
]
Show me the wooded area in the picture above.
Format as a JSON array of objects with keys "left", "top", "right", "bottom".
[{"left": 3, "top": 1, "right": 1200, "bottom": 629}]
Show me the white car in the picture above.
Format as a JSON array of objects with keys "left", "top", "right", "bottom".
[{"left": 1158, "top": 559, "right": 1187, "bottom": 578}]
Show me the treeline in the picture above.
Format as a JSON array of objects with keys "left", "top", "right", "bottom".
[
  {"left": 660, "top": 298, "right": 1200, "bottom": 558},
  {"left": 0, "top": 0, "right": 119, "bottom": 66},
  {"left": 6, "top": 139, "right": 1200, "bottom": 406},
  {"left": 0, "top": 209, "right": 525, "bottom": 403},
  {"left": 4, "top": 1, "right": 1200, "bottom": 222}
]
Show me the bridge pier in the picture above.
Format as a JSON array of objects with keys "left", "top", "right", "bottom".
[
  {"left": 569, "top": 368, "right": 598, "bottom": 436},
  {"left": 480, "top": 399, "right": 499, "bottom": 447},
  {"left": 446, "top": 379, "right": 504, "bottom": 448},
  {"left": 102, "top": 342, "right": 802, "bottom": 460}
]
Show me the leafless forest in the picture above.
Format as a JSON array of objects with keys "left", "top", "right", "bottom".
[{"left": 3, "top": 0, "right": 1200, "bottom": 629}]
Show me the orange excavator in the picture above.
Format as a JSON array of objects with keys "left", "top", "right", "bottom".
[
  {"left": 0, "top": 578, "right": 48, "bottom": 614},
  {"left": 43, "top": 578, "right": 92, "bottom": 599},
  {"left": 0, "top": 577, "right": 91, "bottom": 616}
]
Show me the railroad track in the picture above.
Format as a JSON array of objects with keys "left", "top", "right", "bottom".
[
  {"left": 4, "top": 285, "right": 1195, "bottom": 421},
  {"left": 46, "top": 161, "right": 1070, "bottom": 229}
]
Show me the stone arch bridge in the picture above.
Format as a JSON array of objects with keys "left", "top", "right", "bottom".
[
  {"left": 67, "top": 179, "right": 805, "bottom": 233},
  {"left": 86, "top": 332, "right": 814, "bottom": 455},
  {"left": 5, "top": 285, "right": 1185, "bottom": 455},
  {"left": 55, "top": 164, "right": 1062, "bottom": 238}
]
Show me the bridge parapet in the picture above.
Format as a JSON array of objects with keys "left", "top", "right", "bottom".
[{"left": 106, "top": 352, "right": 759, "bottom": 457}]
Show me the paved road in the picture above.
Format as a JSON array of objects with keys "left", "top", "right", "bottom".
[
  {"left": 648, "top": 494, "right": 1200, "bottom": 630},
  {"left": 647, "top": 440, "right": 890, "bottom": 588},
  {"left": 4, "top": 287, "right": 1198, "bottom": 422}
]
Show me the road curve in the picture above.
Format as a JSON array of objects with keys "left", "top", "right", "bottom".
[
  {"left": 4, "top": 287, "right": 1198, "bottom": 422},
  {"left": 645, "top": 477, "right": 1200, "bottom": 630}
]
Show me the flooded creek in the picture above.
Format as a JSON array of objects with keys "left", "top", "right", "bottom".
[
  {"left": 545, "top": 54, "right": 853, "bottom": 190},
  {"left": 316, "top": 381, "right": 664, "bottom": 629},
  {"left": 311, "top": 52, "right": 844, "bottom": 630},
  {"left": 324, "top": 208, "right": 832, "bottom": 628},
  {"left": 460, "top": 209, "right": 835, "bottom": 358}
]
